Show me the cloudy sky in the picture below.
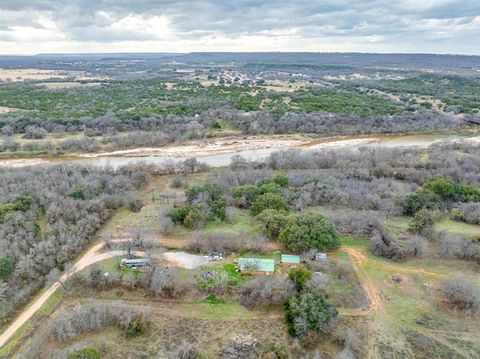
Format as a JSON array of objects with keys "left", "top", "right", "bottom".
[{"left": 0, "top": 0, "right": 479, "bottom": 55}]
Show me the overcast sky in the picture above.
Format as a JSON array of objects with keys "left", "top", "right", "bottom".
[{"left": 0, "top": 0, "right": 479, "bottom": 55}]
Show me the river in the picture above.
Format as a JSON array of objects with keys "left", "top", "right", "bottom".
[
  {"left": 75, "top": 132, "right": 478, "bottom": 168},
  {"left": 1, "top": 132, "right": 478, "bottom": 169}
]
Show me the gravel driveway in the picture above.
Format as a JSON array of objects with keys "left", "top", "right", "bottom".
[{"left": 162, "top": 251, "right": 209, "bottom": 269}]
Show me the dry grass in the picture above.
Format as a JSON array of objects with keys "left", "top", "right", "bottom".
[{"left": 29, "top": 299, "right": 295, "bottom": 358}]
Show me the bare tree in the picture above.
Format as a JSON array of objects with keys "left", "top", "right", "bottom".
[{"left": 441, "top": 274, "right": 479, "bottom": 312}]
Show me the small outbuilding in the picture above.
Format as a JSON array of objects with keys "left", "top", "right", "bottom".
[
  {"left": 120, "top": 258, "right": 150, "bottom": 268},
  {"left": 239, "top": 258, "right": 275, "bottom": 275},
  {"left": 280, "top": 254, "right": 301, "bottom": 267},
  {"left": 314, "top": 253, "right": 328, "bottom": 262}
]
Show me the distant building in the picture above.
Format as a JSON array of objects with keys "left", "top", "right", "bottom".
[
  {"left": 239, "top": 258, "right": 275, "bottom": 275},
  {"left": 120, "top": 258, "right": 150, "bottom": 268},
  {"left": 280, "top": 254, "right": 301, "bottom": 267}
]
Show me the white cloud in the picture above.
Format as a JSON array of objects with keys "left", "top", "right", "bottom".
[
  {"left": 0, "top": 0, "right": 479, "bottom": 54},
  {"left": 110, "top": 15, "right": 171, "bottom": 40}
]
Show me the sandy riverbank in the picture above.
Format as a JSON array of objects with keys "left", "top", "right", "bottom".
[
  {"left": 305, "top": 137, "right": 380, "bottom": 150},
  {"left": 74, "top": 136, "right": 311, "bottom": 158},
  {"left": 0, "top": 158, "right": 52, "bottom": 168},
  {"left": 0, "top": 133, "right": 477, "bottom": 168}
]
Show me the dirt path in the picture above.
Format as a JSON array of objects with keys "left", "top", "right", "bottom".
[
  {"left": 341, "top": 247, "right": 446, "bottom": 316},
  {"left": 1, "top": 242, "right": 440, "bottom": 350},
  {"left": 0, "top": 234, "right": 282, "bottom": 349},
  {"left": 0, "top": 241, "right": 113, "bottom": 348},
  {"left": 340, "top": 247, "right": 382, "bottom": 316},
  {"left": 340, "top": 247, "right": 448, "bottom": 359},
  {"left": 0, "top": 238, "right": 205, "bottom": 349},
  {"left": 341, "top": 247, "right": 383, "bottom": 359}
]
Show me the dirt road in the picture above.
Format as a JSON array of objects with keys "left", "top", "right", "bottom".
[
  {"left": 340, "top": 247, "right": 446, "bottom": 317},
  {"left": 338, "top": 247, "right": 382, "bottom": 317},
  {"left": 0, "top": 242, "right": 130, "bottom": 348},
  {"left": 0, "top": 238, "right": 204, "bottom": 349},
  {"left": 1, "top": 243, "right": 438, "bottom": 350},
  {"left": 339, "top": 247, "right": 449, "bottom": 359}
]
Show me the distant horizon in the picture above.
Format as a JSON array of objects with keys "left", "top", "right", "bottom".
[{"left": 1, "top": 51, "right": 480, "bottom": 57}]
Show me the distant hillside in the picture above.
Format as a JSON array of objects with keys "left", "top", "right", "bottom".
[{"left": 170, "top": 52, "right": 480, "bottom": 70}]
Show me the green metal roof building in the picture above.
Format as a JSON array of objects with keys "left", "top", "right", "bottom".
[
  {"left": 239, "top": 258, "right": 275, "bottom": 273},
  {"left": 281, "top": 254, "right": 301, "bottom": 264}
]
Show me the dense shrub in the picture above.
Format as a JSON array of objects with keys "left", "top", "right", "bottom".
[
  {"left": 404, "top": 177, "right": 480, "bottom": 216},
  {"left": 258, "top": 181, "right": 282, "bottom": 195},
  {"left": 403, "top": 190, "right": 444, "bottom": 216},
  {"left": 186, "top": 183, "right": 224, "bottom": 203},
  {"left": 331, "top": 211, "right": 386, "bottom": 237},
  {"left": 273, "top": 172, "right": 289, "bottom": 187},
  {"left": 23, "top": 125, "right": 47, "bottom": 139},
  {"left": 183, "top": 204, "right": 209, "bottom": 229},
  {"left": 170, "top": 182, "right": 226, "bottom": 228},
  {"left": 255, "top": 209, "right": 289, "bottom": 240},
  {"left": 168, "top": 206, "right": 190, "bottom": 224},
  {"left": 423, "top": 176, "right": 480, "bottom": 202},
  {"left": 409, "top": 208, "right": 435, "bottom": 236},
  {"left": 251, "top": 193, "right": 290, "bottom": 215},
  {"left": 285, "top": 290, "right": 338, "bottom": 337},
  {"left": 0, "top": 257, "right": 13, "bottom": 280},
  {"left": 125, "top": 192, "right": 144, "bottom": 212},
  {"left": 232, "top": 185, "right": 262, "bottom": 208},
  {"left": 197, "top": 270, "right": 230, "bottom": 295},
  {"left": 0, "top": 164, "right": 148, "bottom": 319},
  {"left": 423, "top": 177, "right": 460, "bottom": 201},
  {"left": 288, "top": 267, "right": 312, "bottom": 292},
  {"left": 405, "top": 235, "right": 428, "bottom": 257},
  {"left": 279, "top": 212, "right": 340, "bottom": 252},
  {"left": 67, "top": 348, "right": 101, "bottom": 359}
]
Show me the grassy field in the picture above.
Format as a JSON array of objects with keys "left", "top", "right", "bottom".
[
  {"left": 339, "top": 240, "right": 480, "bottom": 359},
  {"left": 435, "top": 219, "right": 480, "bottom": 238}
]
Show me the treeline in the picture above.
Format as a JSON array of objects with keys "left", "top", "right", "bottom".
[
  {"left": 1, "top": 110, "right": 220, "bottom": 136},
  {"left": 207, "top": 141, "right": 480, "bottom": 261},
  {"left": 230, "top": 110, "right": 465, "bottom": 136},
  {"left": 0, "top": 163, "right": 150, "bottom": 323},
  {"left": 166, "top": 173, "right": 341, "bottom": 254},
  {"left": 1, "top": 108, "right": 465, "bottom": 143}
]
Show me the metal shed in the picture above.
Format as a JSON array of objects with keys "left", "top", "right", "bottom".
[
  {"left": 239, "top": 258, "right": 275, "bottom": 275},
  {"left": 280, "top": 254, "right": 301, "bottom": 267}
]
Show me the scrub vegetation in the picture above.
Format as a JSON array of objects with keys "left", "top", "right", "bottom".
[{"left": 1, "top": 53, "right": 480, "bottom": 358}]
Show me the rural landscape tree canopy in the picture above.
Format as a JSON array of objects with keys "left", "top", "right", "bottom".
[{"left": 0, "top": 1, "right": 479, "bottom": 358}]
